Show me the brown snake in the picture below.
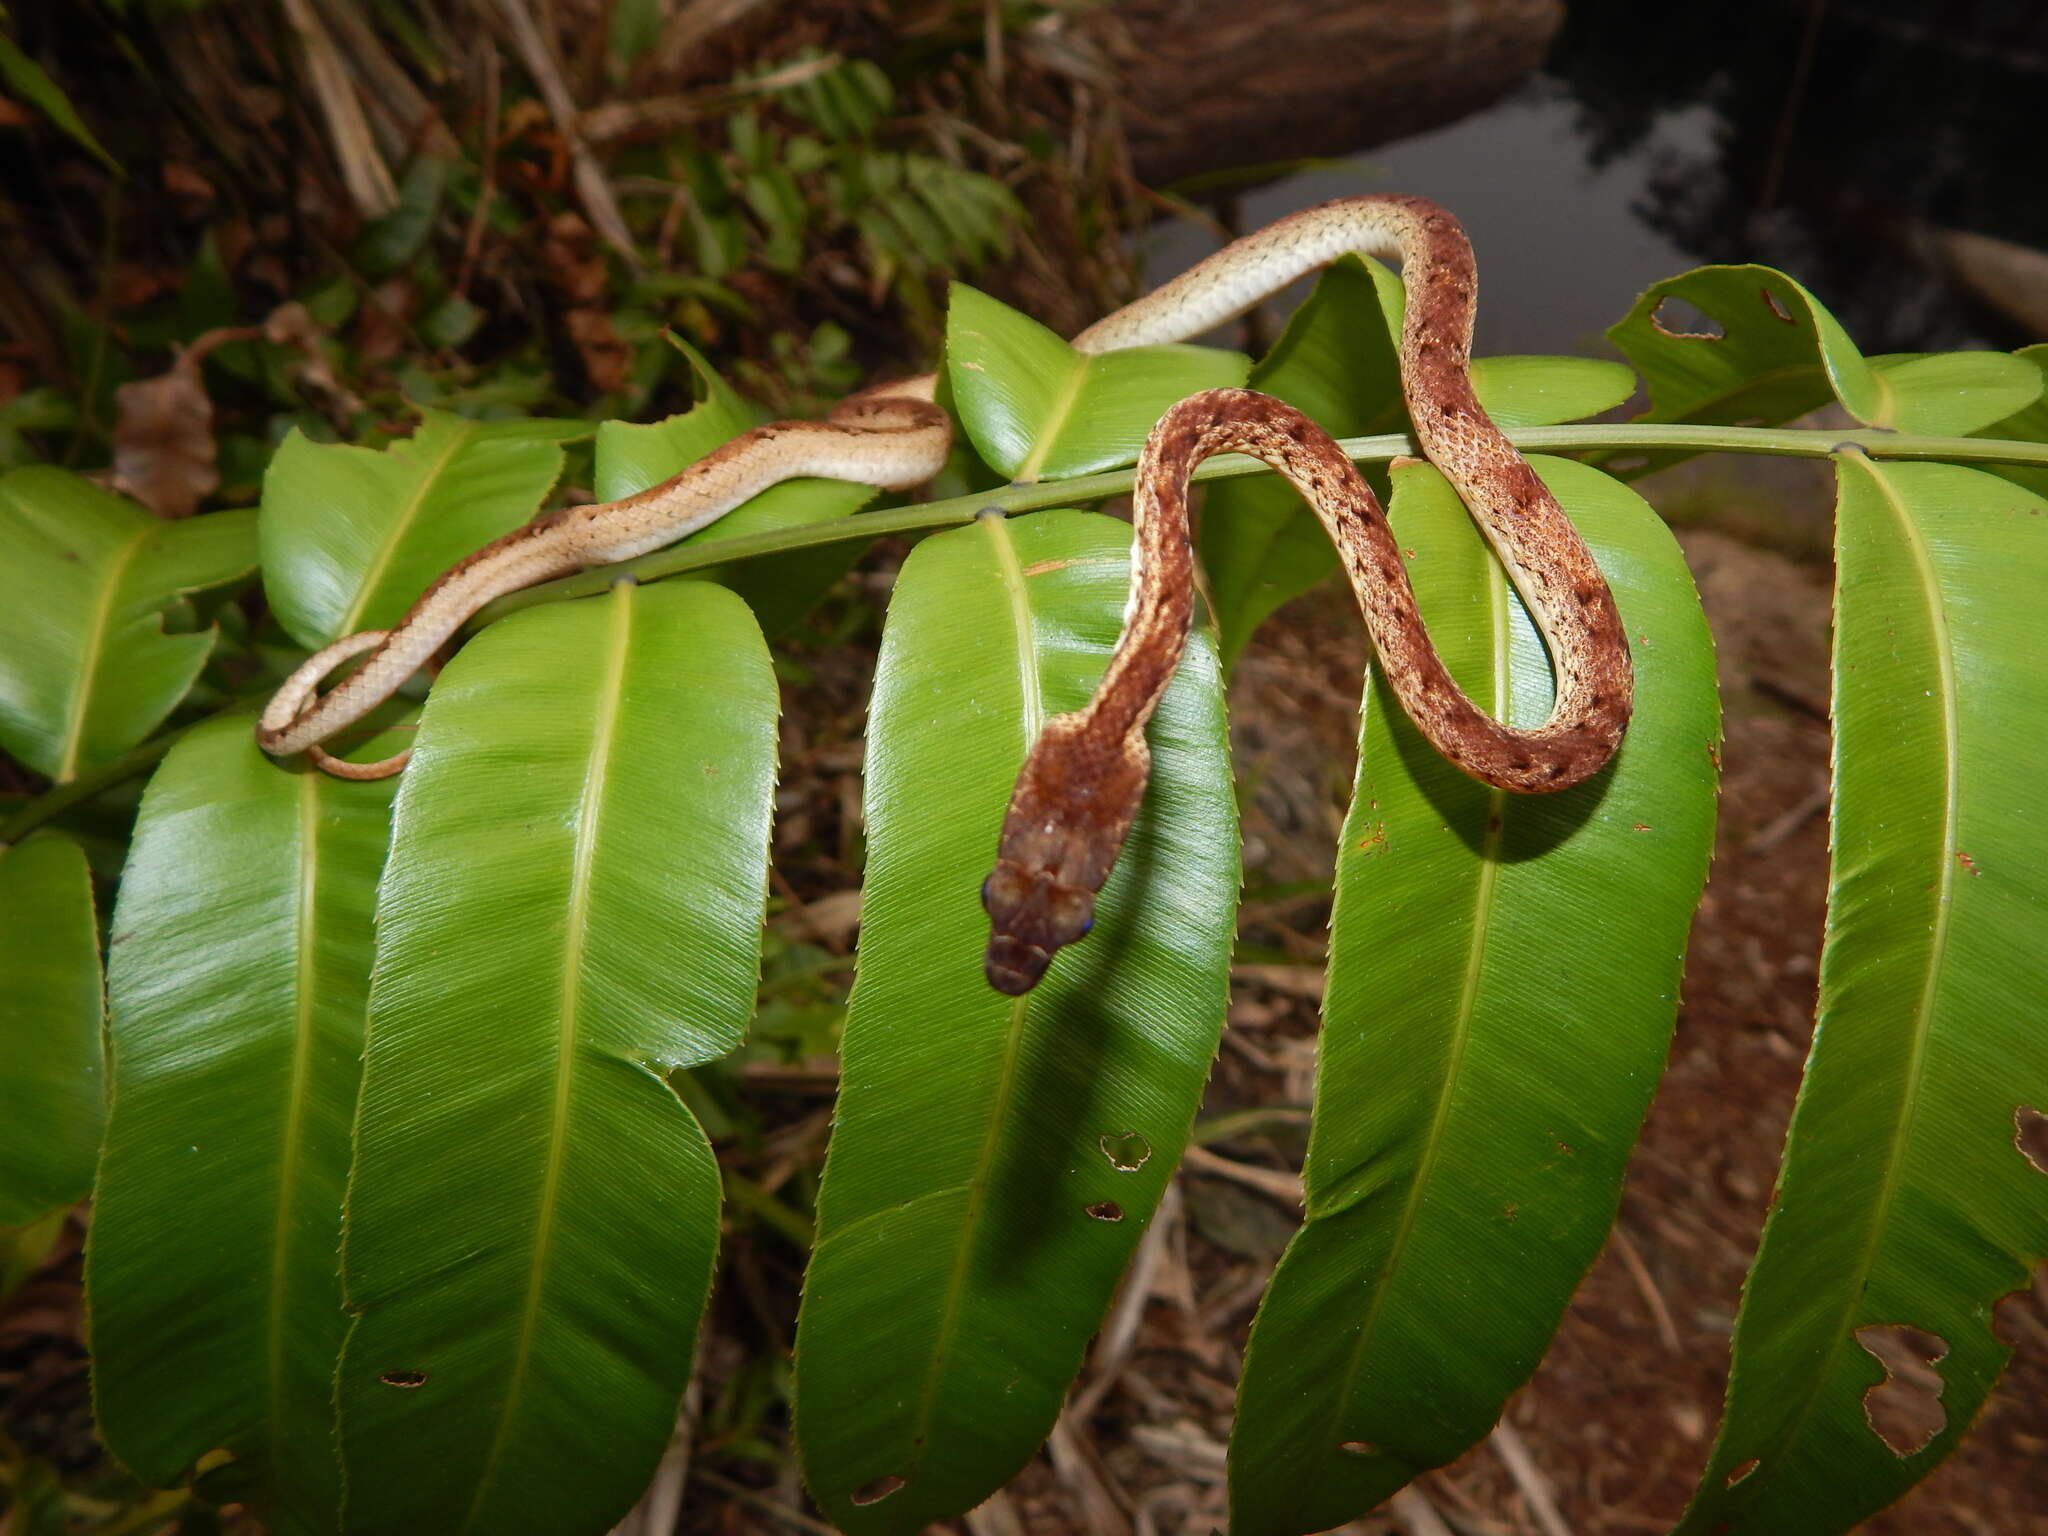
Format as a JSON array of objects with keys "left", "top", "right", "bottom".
[{"left": 254, "top": 196, "right": 1632, "bottom": 995}]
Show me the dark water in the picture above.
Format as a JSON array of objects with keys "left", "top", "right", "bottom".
[{"left": 1145, "top": 0, "right": 2048, "bottom": 360}]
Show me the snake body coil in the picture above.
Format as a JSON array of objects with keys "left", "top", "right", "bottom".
[
  {"left": 255, "top": 379, "right": 948, "bottom": 778},
  {"left": 255, "top": 196, "right": 1632, "bottom": 993},
  {"left": 979, "top": 198, "right": 1632, "bottom": 992}
]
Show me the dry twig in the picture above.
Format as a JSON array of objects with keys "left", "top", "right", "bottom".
[
  {"left": 1608, "top": 1223, "right": 1683, "bottom": 1355},
  {"left": 1488, "top": 1421, "right": 1575, "bottom": 1536},
  {"left": 278, "top": 0, "right": 399, "bottom": 215},
  {"left": 485, "top": 0, "right": 640, "bottom": 267},
  {"left": 1181, "top": 1143, "right": 1304, "bottom": 1207}
]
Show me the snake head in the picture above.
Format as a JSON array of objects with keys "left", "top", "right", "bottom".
[{"left": 981, "top": 715, "right": 1151, "bottom": 995}]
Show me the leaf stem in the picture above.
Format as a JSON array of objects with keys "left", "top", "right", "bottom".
[
  {"left": 9, "top": 424, "right": 2037, "bottom": 841},
  {"left": 468, "top": 424, "right": 2048, "bottom": 630},
  {"left": 0, "top": 708, "right": 250, "bottom": 847}
]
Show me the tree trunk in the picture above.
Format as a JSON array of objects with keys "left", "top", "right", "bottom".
[{"left": 1110, "top": 0, "right": 1563, "bottom": 186}]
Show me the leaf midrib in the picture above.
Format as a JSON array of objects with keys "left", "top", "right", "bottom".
[
  {"left": 459, "top": 586, "right": 635, "bottom": 1530},
  {"left": 1296, "top": 526, "right": 1515, "bottom": 1508},
  {"left": 336, "top": 422, "right": 475, "bottom": 637},
  {"left": 1705, "top": 456, "right": 1959, "bottom": 1509},
  {"left": 892, "top": 516, "right": 1045, "bottom": 1486},
  {"left": 1010, "top": 353, "right": 1090, "bottom": 485},
  {"left": 55, "top": 523, "right": 148, "bottom": 782},
  {"left": 265, "top": 771, "right": 326, "bottom": 1492}
]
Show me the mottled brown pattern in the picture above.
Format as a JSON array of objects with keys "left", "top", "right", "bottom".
[
  {"left": 249, "top": 197, "right": 1633, "bottom": 998},
  {"left": 255, "top": 385, "right": 948, "bottom": 776},
  {"left": 983, "top": 200, "right": 1632, "bottom": 993}
]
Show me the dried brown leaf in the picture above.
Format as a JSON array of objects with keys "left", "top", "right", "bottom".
[
  {"left": 263, "top": 300, "right": 364, "bottom": 418},
  {"left": 540, "top": 211, "right": 610, "bottom": 304},
  {"left": 110, "top": 354, "right": 219, "bottom": 519},
  {"left": 355, "top": 276, "right": 419, "bottom": 362},
  {"left": 565, "top": 308, "right": 630, "bottom": 393}
]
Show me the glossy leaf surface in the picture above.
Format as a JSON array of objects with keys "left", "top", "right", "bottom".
[
  {"left": 795, "top": 511, "right": 1237, "bottom": 1533},
  {"left": 945, "top": 284, "right": 1248, "bottom": 480},
  {"left": 1228, "top": 457, "right": 1719, "bottom": 1535},
  {"left": 0, "top": 837, "right": 102, "bottom": 1225},
  {"left": 89, "top": 714, "right": 399, "bottom": 1534},
  {"left": 594, "top": 338, "right": 874, "bottom": 634},
  {"left": 1607, "top": 266, "right": 2039, "bottom": 475},
  {"left": 336, "top": 580, "right": 776, "bottom": 1535},
  {"left": 0, "top": 470, "right": 255, "bottom": 780},
  {"left": 1675, "top": 458, "right": 2048, "bottom": 1534},
  {"left": 259, "top": 411, "right": 586, "bottom": 647},
  {"left": 1971, "top": 342, "right": 2048, "bottom": 501},
  {"left": 1196, "top": 255, "right": 1636, "bottom": 670}
]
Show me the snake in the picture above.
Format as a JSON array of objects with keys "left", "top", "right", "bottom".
[
  {"left": 254, "top": 195, "right": 1632, "bottom": 994},
  {"left": 254, "top": 374, "right": 949, "bottom": 778}
]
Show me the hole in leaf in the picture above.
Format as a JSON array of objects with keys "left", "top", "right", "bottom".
[
  {"left": 850, "top": 1475, "right": 906, "bottom": 1506},
  {"left": 1651, "top": 296, "right": 1724, "bottom": 339},
  {"left": 1099, "top": 1131, "right": 1152, "bottom": 1172},
  {"left": 2016, "top": 1105, "right": 2048, "bottom": 1175},
  {"left": 1337, "top": 1440, "right": 1377, "bottom": 1456},
  {"left": 1725, "top": 1457, "right": 1759, "bottom": 1487},
  {"left": 379, "top": 1370, "right": 428, "bottom": 1389},
  {"left": 1085, "top": 1201, "right": 1124, "bottom": 1222},
  {"left": 1760, "top": 287, "right": 1796, "bottom": 323},
  {"left": 1854, "top": 1324, "right": 1949, "bottom": 1457},
  {"left": 1991, "top": 1264, "right": 2047, "bottom": 1348}
]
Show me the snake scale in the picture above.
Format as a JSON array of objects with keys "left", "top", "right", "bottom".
[{"left": 256, "top": 195, "right": 1632, "bottom": 996}]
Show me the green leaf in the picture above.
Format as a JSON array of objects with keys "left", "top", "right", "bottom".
[
  {"left": 606, "top": 0, "right": 662, "bottom": 65},
  {"left": 594, "top": 338, "right": 874, "bottom": 635},
  {"left": 2, "top": 1207, "right": 69, "bottom": 1305},
  {"left": 1607, "top": 266, "right": 2041, "bottom": 475},
  {"left": 0, "top": 30, "right": 120, "bottom": 173},
  {"left": 1674, "top": 458, "right": 2048, "bottom": 1534},
  {"left": 1227, "top": 456, "right": 1719, "bottom": 1536},
  {"left": 1194, "top": 258, "right": 1400, "bottom": 674},
  {"left": 1470, "top": 354, "right": 1637, "bottom": 429},
  {"left": 336, "top": 579, "right": 777, "bottom": 1535},
  {"left": 0, "top": 837, "right": 102, "bottom": 1226},
  {"left": 945, "top": 285, "right": 1248, "bottom": 481},
  {"left": 0, "top": 385, "right": 77, "bottom": 469},
  {"left": 0, "top": 469, "right": 256, "bottom": 781},
  {"left": 1968, "top": 343, "right": 2048, "bottom": 500},
  {"left": 741, "top": 167, "right": 807, "bottom": 273},
  {"left": 1862, "top": 351, "right": 2044, "bottom": 436},
  {"left": 353, "top": 157, "right": 448, "bottom": 277},
  {"left": 795, "top": 510, "right": 1238, "bottom": 1533},
  {"left": 259, "top": 410, "right": 587, "bottom": 648},
  {"left": 88, "top": 713, "right": 400, "bottom": 1532},
  {"left": 908, "top": 157, "right": 1017, "bottom": 266},
  {"left": 1198, "top": 256, "right": 1636, "bottom": 671},
  {"left": 420, "top": 294, "right": 483, "bottom": 349}
]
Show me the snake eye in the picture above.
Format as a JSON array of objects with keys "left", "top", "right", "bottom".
[
  {"left": 1078, "top": 916, "right": 1093, "bottom": 937},
  {"left": 980, "top": 875, "right": 994, "bottom": 909}
]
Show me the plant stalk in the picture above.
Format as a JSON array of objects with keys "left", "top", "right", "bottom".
[
  {"left": 468, "top": 425, "right": 2048, "bottom": 630},
  {"left": 2, "top": 728, "right": 185, "bottom": 846},
  {"left": 0, "top": 707, "right": 257, "bottom": 847},
  {"left": 9, "top": 421, "right": 2041, "bottom": 838}
]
